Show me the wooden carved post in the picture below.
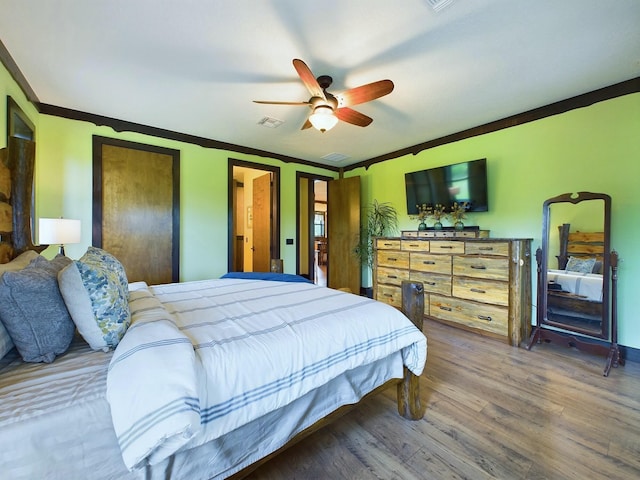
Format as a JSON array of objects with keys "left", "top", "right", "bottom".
[
  {"left": 556, "top": 223, "right": 570, "bottom": 269},
  {"left": 270, "top": 258, "right": 283, "bottom": 273},
  {"left": 397, "top": 280, "right": 425, "bottom": 420},
  {"left": 8, "top": 137, "right": 41, "bottom": 255}
]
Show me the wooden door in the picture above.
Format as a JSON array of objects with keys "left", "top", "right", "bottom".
[
  {"left": 252, "top": 173, "right": 271, "bottom": 272},
  {"left": 328, "top": 176, "right": 361, "bottom": 293},
  {"left": 93, "top": 136, "right": 179, "bottom": 284}
]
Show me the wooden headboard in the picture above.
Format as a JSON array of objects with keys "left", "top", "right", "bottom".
[
  {"left": 0, "top": 136, "right": 45, "bottom": 264},
  {"left": 557, "top": 223, "right": 605, "bottom": 270}
]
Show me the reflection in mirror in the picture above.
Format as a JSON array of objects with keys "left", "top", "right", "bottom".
[
  {"left": 545, "top": 199, "right": 605, "bottom": 336},
  {"left": 526, "top": 192, "right": 622, "bottom": 376}
]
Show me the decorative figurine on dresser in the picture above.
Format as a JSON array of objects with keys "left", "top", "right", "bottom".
[
  {"left": 374, "top": 227, "right": 532, "bottom": 346},
  {"left": 526, "top": 192, "right": 623, "bottom": 376}
]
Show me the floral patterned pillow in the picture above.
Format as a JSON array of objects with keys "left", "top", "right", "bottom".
[
  {"left": 566, "top": 256, "right": 596, "bottom": 274},
  {"left": 58, "top": 247, "right": 130, "bottom": 351}
]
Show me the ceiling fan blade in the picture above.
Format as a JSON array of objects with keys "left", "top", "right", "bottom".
[
  {"left": 253, "top": 100, "right": 310, "bottom": 106},
  {"left": 293, "top": 59, "right": 326, "bottom": 100},
  {"left": 335, "top": 107, "right": 373, "bottom": 127},
  {"left": 301, "top": 118, "right": 313, "bottom": 130},
  {"left": 336, "top": 80, "right": 394, "bottom": 108}
]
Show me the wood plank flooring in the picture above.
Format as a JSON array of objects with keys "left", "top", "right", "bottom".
[{"left": 246, "top": 319, "right": 640, "bottom": 480}]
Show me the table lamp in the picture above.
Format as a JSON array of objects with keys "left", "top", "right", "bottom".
[{"left": 38, "top": 218, "right": 81, "bottom": 256}]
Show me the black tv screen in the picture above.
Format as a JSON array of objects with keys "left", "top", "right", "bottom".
[{"left": 405, "top": 158, "right": 488, "bottom": 214}]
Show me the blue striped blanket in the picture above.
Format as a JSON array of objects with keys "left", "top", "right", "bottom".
[{"left": 107, "top": 279, "right": 427, "bottom": 470}]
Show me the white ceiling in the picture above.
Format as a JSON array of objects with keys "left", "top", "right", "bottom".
[{"left": 1, "top": 1, "right": 638, "bottom": 168}]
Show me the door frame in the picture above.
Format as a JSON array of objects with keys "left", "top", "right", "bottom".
[
  {"left": 92, "top": 135, "right": 180, "bottom": 282},
  {"left": 227, "top": 158, "right": 280, "bottom": 272},
  {"left": 296, "top": 171, "right": 333, "bottom": 281}
]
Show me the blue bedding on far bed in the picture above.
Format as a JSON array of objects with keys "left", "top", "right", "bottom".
[{"left": 220, "top": 272, "right": 313, "bottom": 283}]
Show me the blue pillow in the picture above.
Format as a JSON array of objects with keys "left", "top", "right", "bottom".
[
  {"left": 0, "top": 255, "right": 75, "bottom": 363},
  {"left": 221, "top": 272, "right": 313, "bottom": 283}
]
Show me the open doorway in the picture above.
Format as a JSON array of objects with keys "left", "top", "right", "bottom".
[
  {"left": 296, "top": 172, "right": 332, "bottom": 286},
  {"left": 228, "top": 159, "right": 280, "bottom": 273}
]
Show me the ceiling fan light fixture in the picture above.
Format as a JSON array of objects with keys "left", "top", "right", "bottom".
[{"left": 309, "top": 105, "right": 338, "bottom": 133}]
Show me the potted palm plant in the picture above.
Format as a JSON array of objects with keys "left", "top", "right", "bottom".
[{"left": 355, "top": 200, "right": 398, "bottom": 297}]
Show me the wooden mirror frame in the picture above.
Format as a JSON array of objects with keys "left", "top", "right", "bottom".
[{"left": 526, "top": 191, "right": 622, "bottom": 376}]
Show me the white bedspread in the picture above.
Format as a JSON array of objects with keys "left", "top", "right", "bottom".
[
  {"left": 107, "top": 279, "right": 427, "bottom": 471},
  {"left": 547, "top": 269, "right": 603, "bottom": 301}
]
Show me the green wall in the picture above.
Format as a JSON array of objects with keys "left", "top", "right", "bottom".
[
  {"left": 2, "top": 61, "right": 638, "bottom": 349},
  {"left": 347, "top": 93, "right": 640, "bottom": 349},
  {"left": 0, "top": 63, "right": 336, "bottom": 283}
]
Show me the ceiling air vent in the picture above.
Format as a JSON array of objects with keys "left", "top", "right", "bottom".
[
  {"left": 257, "top": 116, "right": 283, "bottom": 128},
  {"left": 425, "top": 0, "right": 454, "bottom": 12},
  {"left": 321, "top": 152, "right": 350, "bottom": 163}
]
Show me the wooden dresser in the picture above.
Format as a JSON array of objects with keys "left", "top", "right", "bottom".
[{"left": 374, "top": 235, "right": 532, "bottom": 345}]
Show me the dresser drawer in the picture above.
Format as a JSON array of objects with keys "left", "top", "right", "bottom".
[
  {"left": 429, "top": 240, "right": 465, "bottom": 254},
  {"left": 454, "top": 231, "right": 478, "bottom": 238},
  {"left": 410, "top": 253, "right": 452, "bottom": 275},
  {"left": 377, "top": 250, "right": 409, "bottom": 269},
  {"left": 452, "top": 277, "right": 509, "bottom": 306},
  {"left": 401, "top": 239, "right": 430, "bottom": 252},
  {"left": 410, "top": 271, "right": 451, "bottom": 296},
  {"left": 465, "top": 241, "right": 510, "bottom": 256},
  {"left": 375, "top": 238, "right": 401, "bottom": 250},
  {"left": 376, "top": 266, "right": 407, "bottom": 286},
  {"left": 376, "top": 284, "right": 402, "bottom": 308},
  {"left": 453, "top": 255, "right": 509, "bottom": 281},
  {"left": 429, "top": 295, "right": 508, "bottom": 336}
]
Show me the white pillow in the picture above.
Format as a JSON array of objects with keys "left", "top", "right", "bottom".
[{"left": 0, "top": 250, "right": 40, "bottom": 273}]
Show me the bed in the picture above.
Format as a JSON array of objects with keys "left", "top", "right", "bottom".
[
  {"left": 546, "top": 224, "right": 604, "bottom": 326},
  {"left": 0, "top": 138, "right": 427, "bottom": 479}
]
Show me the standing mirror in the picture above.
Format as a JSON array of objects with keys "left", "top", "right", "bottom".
[{"left": 526, "top": 192, "right": 622, "bottom": 376}]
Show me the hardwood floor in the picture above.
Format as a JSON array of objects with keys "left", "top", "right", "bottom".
[{"left": 246, "top": 319, "right": 640, "bottom": 480}]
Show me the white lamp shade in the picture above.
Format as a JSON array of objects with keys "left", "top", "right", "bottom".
[
  {"left": 39, "top": 218, "right": 81, "bottom": 245},
  {"left": 309, "top": 105, "right": 338, "bottom": 132}
]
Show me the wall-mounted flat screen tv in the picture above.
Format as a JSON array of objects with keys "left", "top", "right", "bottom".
[{"left": 405, "top": 158, "right": 488, "bottom": 214}]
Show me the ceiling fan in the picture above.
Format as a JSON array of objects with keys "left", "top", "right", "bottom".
[{"left": 253, "top": 59, "right": 394, "bottom": 133}]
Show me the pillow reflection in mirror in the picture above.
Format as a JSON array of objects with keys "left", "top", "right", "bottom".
[{"left": 566, "top": 256, "right": 596, "bottom": 274}]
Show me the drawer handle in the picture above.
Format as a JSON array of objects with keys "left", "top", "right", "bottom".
[
  {"left": 470, "top": 265, "right": 487, "bottom": 270},
  {"left": 438, "top": 246, "right": 454, "bottom": 249},
  {"left": 478, "top": 247, "right": 494, "bottom": 251},
  {"left": 470, "top": 288, "right": 486, "bottom": 294},
  {"left": 423, "top": 260, "right": 436, "bottom": 265},
  {"left": 383, "top": 293, "right": 393, "bottom": 298},
  {"left": 388, "top": 275, "right": 398, "bottom": 279},
  {"left": 439, "top": 306, "right": 452, "bottom": 312},
  {"left": 425, "top": 281, "right": 436, "bottom": 286},
  {"left": 477, "top": 315, "right": 492, "bottom": 322},
  {"left": 409, "top": 244, "right": 419, "bottom": 247},
  {"left": 388, "top": 257, "right": 397, "bottom": 261},
  {"left": 383, "top": 243, "right": 393, "bottom": 247}
]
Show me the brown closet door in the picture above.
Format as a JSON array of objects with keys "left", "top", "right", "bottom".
[
  {"left": 93, "top": 136, "right": 179, "bottom": 285},
  {"left": 327, "top": 175, "right": 361, "bottom": 293},
  {"left": 252, "top": 173, "right": 272, "bottom": 272}
]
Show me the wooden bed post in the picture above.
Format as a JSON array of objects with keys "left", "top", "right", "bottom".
[{"left": 397, "top": 280, "right": 425, "bottom": 420}]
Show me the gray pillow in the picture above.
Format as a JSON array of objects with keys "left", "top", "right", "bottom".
[
  {"left": 0, "top": 255, "right": 75, "bottom": 363},
  {"left": 0, "top": 251, "right": 41, "bottom": 358}
]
